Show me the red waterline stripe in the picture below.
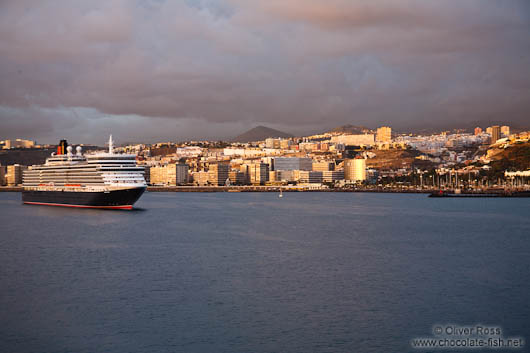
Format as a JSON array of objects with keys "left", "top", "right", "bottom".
[{"left": 23, "top": 201, "right": 132, "bottom": 210}]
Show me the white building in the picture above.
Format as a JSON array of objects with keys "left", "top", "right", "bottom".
[{"left": 331, "top": 134, "right": 375, "bottom": 146}]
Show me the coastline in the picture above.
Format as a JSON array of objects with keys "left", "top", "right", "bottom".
[
  {"left": 3, "top": 185, "right": 526, "bottom": 195},
  {"left": 2, "top": 185, "right": 431, "bottom": 193},
  {"left": 145, "top": 186, "right": 433, "bottom": 193}
]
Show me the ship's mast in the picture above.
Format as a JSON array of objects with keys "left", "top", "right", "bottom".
[{"left": 108, "top": 135, "right": 114, "bottom": 154}]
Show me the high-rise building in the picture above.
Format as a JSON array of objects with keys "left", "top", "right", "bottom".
[
  {"left": 150, "top": 164, "right": 189, "bottom": 185},
  {"left": 3, "top": 139, "right": 35, "bottom": 149},
  {"left": 279, "top": 139, "right": 291, "bottom": 149},
  {"left": 192, "top": 171, "right": 209, "bottom": 186},
  {"left": 490, "top": 125, "right": 501, "bottom": 143},
  {"left": 501, "top": 125, "right": 510, "bottom": 137},
  {"left": 275, "top": 170, "right": 295, "bottom": 182},
  {"left": 322, "top": 170, "right": 344, "bottom": 183},
  {"left": 344, "top": 157, "right": 366, "bottom": 182},
  {"left": 312, "top": 161, "right": 335, "bottom": 172},
  {"left": 486, "top": 127, "right": 493, "bottom": 134},
  {"left": 228, "top": 170, "right": 246, "bottom": 185},
  {"left": 6, "top": 164, "right": 26, "bottom": 185},
  {"left": 244, "top": 163, "right": 269, "bottom": 185},
  {"left": 474, "top": 127, "right": 482, "bottom": 135},
  {"left": 297, "top": 171, "right": 323, "bottom": 184},
  {"left": 376, "top": 126, "right": 392, "bottom": 142},
  {"left": 265, "top": 138, "right": 274, "bottom": 149},
  {"left": 330, "top": 134, "right": 375, "bottom": 146},
  {"left": 265, "top": 138, "right": 286, "bottom": 149},
  {"left": 174, "top": 164, "right": 189, "bottom": 185},
  {"left": 268, "top": 171, "right": 276, "bottom": 182},
  {"left": 208, "top": 163, "right": 229, "bottom": 186},
  {"left": 261, "top": 157, "right": 275, "bottom": 171},
  {"left": 274, "top": 157, "right": 313, "bottom": 171}
]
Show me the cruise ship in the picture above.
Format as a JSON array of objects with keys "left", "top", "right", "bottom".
[{"left": 22, "top": 136, "right": 146, "bottom": 209}]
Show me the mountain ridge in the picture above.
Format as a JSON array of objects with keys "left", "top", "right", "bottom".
[{"left": 232, "top": 126, "right": 293, "bottom": 142}]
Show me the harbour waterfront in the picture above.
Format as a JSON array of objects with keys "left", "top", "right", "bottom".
[{"left": 1, "top": 192, "right": 529, "bottom": 353}]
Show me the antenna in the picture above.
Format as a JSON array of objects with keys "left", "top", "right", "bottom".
[{"left": 108, "top": 135, "right": 114, "bottom": 154}]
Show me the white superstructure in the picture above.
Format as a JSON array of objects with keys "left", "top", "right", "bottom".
[{"left": 23, "top": 136, "right": 146, "bottom": 191}]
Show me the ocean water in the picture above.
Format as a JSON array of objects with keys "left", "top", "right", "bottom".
[{"left": 0, "top": 191, "right": 529, "bottom": 353}]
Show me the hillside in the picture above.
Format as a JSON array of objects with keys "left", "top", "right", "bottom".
[
  {"left": 486, "top": 142, "right": 530, "bottom": 175},
  {"left": 365, "top": 149, "right": 435, "bottom": 170},
  {"left": 328, "top": 124, "right": 373, "bottom": 134},
  {"left": 232, "top": 126, "right": 293, "bottom": 142}
]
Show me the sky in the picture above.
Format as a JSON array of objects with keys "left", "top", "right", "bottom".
[{"left": 1, "top": 0, "right": 529, "bottom": 144}]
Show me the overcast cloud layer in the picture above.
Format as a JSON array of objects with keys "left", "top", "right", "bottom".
[{"left": 1, "top": 0, "right": 529, "bottom": 144}]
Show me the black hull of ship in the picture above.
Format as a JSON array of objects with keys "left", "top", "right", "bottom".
[{"left": 22, "top": 187, "right": 146, "bottom": 209}]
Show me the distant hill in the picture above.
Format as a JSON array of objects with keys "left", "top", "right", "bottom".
[
  {"left": 232, "top": 126, "right": 293, "bottom": 142},
  {"left": 328, "top": 124, "right": 373, "bottom": 134}
]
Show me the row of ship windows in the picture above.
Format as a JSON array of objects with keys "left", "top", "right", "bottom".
[
  {"left": 30, "top": 172, "right": 143, "bottom": 176},
  {"left": 25, "top": 178, "right": 144, "bottom": 182},
  {"left": 25, "top": 176, "right": 100, "bottom": 178},
  {"left": 24, "top": 183, "right": 106, "bottom": 186},
  {"left": 86, "top": 157, "right": 136, "bottom": 160},
  {"left": 24, "top": 181, "right": 145, "bottom": 185},
  {"left": 27, "top": 166, "right": 145, "bottom": 173},
  {"left": 25, "top": 173, "right": 144, "bottom": 177},
  {"left": 25, "top": 179, "right": 103, "bottom": 181},
  {"left": 45, "top": 157, "right": 136, "bottom": 161},
  {"left": 25, "top": 178, "right": 102, "bottom": 182},
  {"left": 31, "top": 167, "right": 142, "bottom": 171},
  {"left": 26, "top": 172, "right": 141, "bottom": 175},
  {"left": 23, "top": 180, "right": 145, "bottom": 186},
  {"left": 25, "top": 178, "right": 143, "bottom": 182},
  {"left": 24, "top": 175, "right": 103, "bottom": 178},
  {"left": 26, "top": 174, "right": 143, "bottom": 177}
]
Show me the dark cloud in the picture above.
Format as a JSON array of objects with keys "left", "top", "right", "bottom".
[{"left": 1, "top": 0, "right": 529, "bottom": 144}]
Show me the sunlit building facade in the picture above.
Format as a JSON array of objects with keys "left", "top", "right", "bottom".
[
  {"left": 376, "top": 127, "right": 392, "bottom": 142},
  {"left": 344, "top": 157, "right": 366, "bottom": 182}
]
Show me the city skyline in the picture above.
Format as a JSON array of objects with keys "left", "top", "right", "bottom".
[
  {"left": 3, "top": 124, "right": 528, "bottom": 190},
  {"left": 1, "top": 1, "right": 530, "bottom": 144},
  {"left": 0, "top": 122, "right": 518, "bottom": 147}
]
